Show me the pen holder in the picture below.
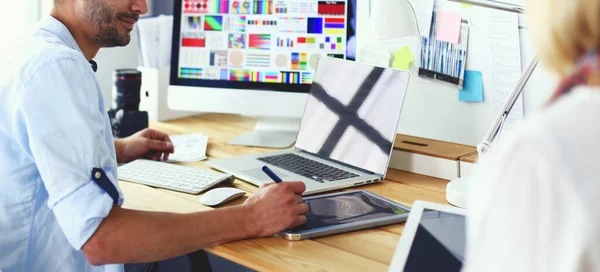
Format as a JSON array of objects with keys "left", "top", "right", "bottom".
[{"left": 138, "top": 66, "right": 197, "bottom": 122}]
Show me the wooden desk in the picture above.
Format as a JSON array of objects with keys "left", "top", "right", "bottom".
[
  {"left": 460, "top": 153, "right": 478, "bottom": 164},
  {"left": 119, "top": 114, "right": 450, "bottom": 272}
]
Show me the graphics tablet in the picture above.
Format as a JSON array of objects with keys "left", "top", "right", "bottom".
[
  {"left": 279, "top": 190, "right": 410, "bottom": 240},
  {"left": 388, "top": 201, "right": 467, "bottom": 272}
]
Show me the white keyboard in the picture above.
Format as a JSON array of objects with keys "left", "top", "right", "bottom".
[{"left": 118, "top": 159, "right": 234, "bottom": 194}]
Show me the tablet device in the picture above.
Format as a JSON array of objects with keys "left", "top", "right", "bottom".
[
  {"left": 279, "top": 190, "right": 410, "bottom": 240},
  {"left": 388, "top": 201, "right": 467, "bottom": 272}
]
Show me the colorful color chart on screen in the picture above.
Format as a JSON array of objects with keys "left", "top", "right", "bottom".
[{"left": 178, "top": 0, "right": 350, "bottom": 85}]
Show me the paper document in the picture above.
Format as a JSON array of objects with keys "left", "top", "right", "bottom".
[
  {"left": 158, "top": 15, "right": 174, "bottom": 69},
  {"left": 408, "top": 0, "right": 435, "bottom": 37},
  {"left": 488, "top": 11, "right": 523, "bottom": 135},
  {"left": 137, "top": 15, "right": 173, "bottom": 69},
  {"left": 167, "top": 133, "right": 209, "bottom": 162},
  {"left": 358, "top": 43, "right": 392, "bottom": 67},
  {"left": 136, "top": 16, "right": 159, "bottom": 69}
]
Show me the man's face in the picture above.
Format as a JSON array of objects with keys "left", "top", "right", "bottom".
[{"left": 81, "top": 0, "right": 146, "bottom": 47}]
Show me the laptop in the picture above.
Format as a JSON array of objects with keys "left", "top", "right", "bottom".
[{"left": 208, "top": 57, "right": 410, "bottom": 195}]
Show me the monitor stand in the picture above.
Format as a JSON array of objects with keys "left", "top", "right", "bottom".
[{"left": 229, "top": 116, "right": 301, "bottom": 148}]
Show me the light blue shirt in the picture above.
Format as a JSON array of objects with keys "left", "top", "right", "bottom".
[{"left": 0, "top": 16, "right": 124, "bottom": 271}]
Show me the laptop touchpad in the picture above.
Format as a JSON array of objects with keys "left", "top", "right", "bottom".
[{"left": 242, "top": 168, "right": 289, "bottom": 181}]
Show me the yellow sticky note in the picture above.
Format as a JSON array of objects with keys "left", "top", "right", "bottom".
[
  {"left": 392, "top": 46, "right": 414, "bottom": 70},
  {"left": 462, "top": 4, "right": 471, "bottom": 8}
]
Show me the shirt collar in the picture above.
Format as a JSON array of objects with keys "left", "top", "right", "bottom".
[{"left": 37, "top": 15, "right": 83, "bottom": 54}]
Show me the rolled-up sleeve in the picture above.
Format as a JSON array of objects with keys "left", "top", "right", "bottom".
[{"left": 17, "top": 56, "right": 122, "bottom": 250}]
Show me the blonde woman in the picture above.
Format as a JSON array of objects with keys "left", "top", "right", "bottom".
[{"left": 464, "top": 0, "right": 600, "bottom": 270}]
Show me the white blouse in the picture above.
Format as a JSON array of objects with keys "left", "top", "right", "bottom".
[{"left": 463, "top": 87, "right": 600, "bottom": 271}]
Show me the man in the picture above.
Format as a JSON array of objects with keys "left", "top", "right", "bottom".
[{"left": 0, "top": 0, "right": 309, "bottom": 271}]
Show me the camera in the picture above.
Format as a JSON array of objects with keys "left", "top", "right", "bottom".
[{"left": 108, "top": 69, "right": 149, "bottom": 138}]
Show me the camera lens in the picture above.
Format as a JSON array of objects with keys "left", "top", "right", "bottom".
[{"left": 113, "top": 69, "right": 142, "bottom": 111}]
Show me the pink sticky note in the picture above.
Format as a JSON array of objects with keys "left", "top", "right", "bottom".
[{"left": 436, "top": 11, "right": 461, "bottom": 43}]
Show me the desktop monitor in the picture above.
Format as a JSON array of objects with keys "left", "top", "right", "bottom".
[{"left": 168, "top": 0, "right": 357, "bottom": 148}]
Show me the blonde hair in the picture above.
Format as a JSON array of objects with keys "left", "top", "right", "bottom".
[{"left": 527, "top": 0, "right": 600, "bottom": 77}]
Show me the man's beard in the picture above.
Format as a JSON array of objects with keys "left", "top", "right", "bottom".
[{"left": 83, "top": 0, "right": 138, "bottom": 47}]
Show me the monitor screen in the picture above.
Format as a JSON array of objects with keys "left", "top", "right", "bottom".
[
  {"left": 404, "top": 210, "right": 466, "bottom": 272},
  {"left": 170, "top": 0, "right": 357, "bottom": 93},
  {"left": 295, "top": 58, "right": 409, "bottom": 176}
]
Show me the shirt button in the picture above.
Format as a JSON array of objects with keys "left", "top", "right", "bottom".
[{"left": 94, "top": 171, "right": 102, "bottom": 180}]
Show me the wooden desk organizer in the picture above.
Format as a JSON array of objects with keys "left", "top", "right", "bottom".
[
  {"left": 389, "top": 134, "right": 476, "bottom": 180},
  {"left": 459, "top": 153, "right": 478, "bottom": 177}
]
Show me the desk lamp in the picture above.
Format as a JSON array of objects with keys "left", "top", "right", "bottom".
[{"left": 446, "top": 0, "right": 538, "bottom": 208}]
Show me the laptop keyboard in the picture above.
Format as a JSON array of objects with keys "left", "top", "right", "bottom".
[{"left": 257, "top": 153, "right": 359, "bottom": 183}]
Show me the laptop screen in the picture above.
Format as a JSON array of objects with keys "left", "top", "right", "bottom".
[{"left": 295, "top": 58, "right": 409, "bottom": 176}]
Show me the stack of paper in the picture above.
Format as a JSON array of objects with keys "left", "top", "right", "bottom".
[{"left": 167, "top": 133, "right": 209, "bottom": 162}]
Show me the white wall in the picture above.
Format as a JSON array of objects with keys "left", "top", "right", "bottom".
[
  {"left": 41, "top": 0, "right": 53, "bottom": 16},
  {"left": 0, "top": 0, "right": 40, "bottom": 44},
  {"left": 357, "top": 0, "right": 558, "bottom": 146}
]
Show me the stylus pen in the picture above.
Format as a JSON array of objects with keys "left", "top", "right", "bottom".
[{"left": 262, "top": 166, "right": 283, "bottom": 183}]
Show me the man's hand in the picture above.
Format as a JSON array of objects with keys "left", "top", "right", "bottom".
[
  {"left": 114, "top": 128, "right": 174, "bottom": 163},
  {"left": 243, "top": 182, "right": 309, "bottom": 237}
]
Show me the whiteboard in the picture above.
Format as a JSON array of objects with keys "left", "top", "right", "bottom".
[{"left": 356, "top": 0, "right": 557, "bottom": 146}]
